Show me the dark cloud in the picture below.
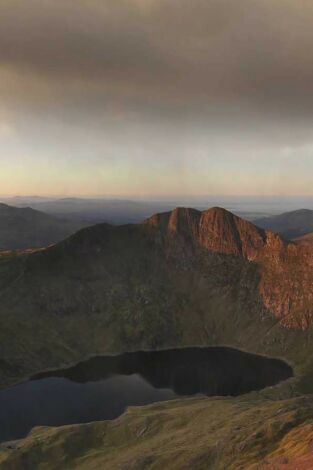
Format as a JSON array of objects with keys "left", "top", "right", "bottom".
[
  {"left": 1, "top": 0, "right": 313, "bottom": 181},
  {"left": 1, "top": 0, "right": 313, "bottom": 113}
]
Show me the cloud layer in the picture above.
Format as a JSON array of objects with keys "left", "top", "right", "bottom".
[{"left": 1, "top": 0, "right": 313, "bottom": 196}]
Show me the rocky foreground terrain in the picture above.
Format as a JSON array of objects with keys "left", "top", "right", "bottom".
[{"left": 1, "top": 207, "right": 313, "bottom": 468}]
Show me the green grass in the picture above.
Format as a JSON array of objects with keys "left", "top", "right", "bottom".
[{"left": 1, "top": 393, "right": 313, "bottom": 469}]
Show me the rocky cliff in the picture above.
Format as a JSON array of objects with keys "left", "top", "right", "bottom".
[{"left": 146, "top": 206, "right": 313, "bottom": 329}]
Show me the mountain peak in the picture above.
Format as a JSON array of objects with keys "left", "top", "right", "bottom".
[{"left": 145, "top": 206, "right": 274, "bottom": 260}]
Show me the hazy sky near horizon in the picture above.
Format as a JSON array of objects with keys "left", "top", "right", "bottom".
[{"left": 1, "top": 0, "right": 313, "bottom": 197}]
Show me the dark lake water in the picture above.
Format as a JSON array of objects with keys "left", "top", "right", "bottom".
[{"left": 0, "top": 347, "right": 292, "bottom": 443}]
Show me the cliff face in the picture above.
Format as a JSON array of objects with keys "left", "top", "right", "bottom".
[
  {"left": 146, "top": 206, "right": 313, "bottom": 329},
  {"left": 259, "top": 242, "right": 313, "bottom": 329},
  {"left": 146, "top": 206, "right": 277, "bottom": 258}
]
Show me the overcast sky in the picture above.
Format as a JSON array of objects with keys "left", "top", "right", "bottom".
[{"left": 1, "top": 0, "right": 313, "bottom": 197}]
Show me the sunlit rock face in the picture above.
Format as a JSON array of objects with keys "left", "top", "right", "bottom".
[{"left": 146, "top": 206, "right": 313, "bottom": 329}]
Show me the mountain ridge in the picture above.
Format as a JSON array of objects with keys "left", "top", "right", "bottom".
[{"left": 254, "top": 208, "right": 313, "bottom": 239}]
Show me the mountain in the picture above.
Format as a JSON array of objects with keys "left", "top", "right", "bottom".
[
  {"left": 254, "top": 208, "right": 313, "bottom": 239},
  {"left": 0, "top": 206, "right": 312, "bottom": 386},
  {"left": 1, "top": 206, "right": 313, "bottom": 468},
  {"left": 0, "top": 203, "right": 89, "bottom": 251}
]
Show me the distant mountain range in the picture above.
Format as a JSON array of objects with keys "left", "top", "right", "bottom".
[
  {"left": 254, "top": 209, "right": 313, "bottom": 239},
  {"left": 0, "top": 197, "right": 176, "bottom": 225},
  {"left": 0, "top": 203, "right": 88, "bottom": 251},
  {"left": 0, "top": 196, "right": 280, "bottom": 225}
]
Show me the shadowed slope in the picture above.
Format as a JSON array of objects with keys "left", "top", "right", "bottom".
[
  {"left": 0, "top": 203, "right": 88, "bottom": 250},
  {"left": 254, "top": 209, "right": 313, "bottom": 239}
]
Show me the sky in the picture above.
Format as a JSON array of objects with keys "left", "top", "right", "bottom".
[{"left": 1, "top": 0, "right": 313, "bottom": 197}]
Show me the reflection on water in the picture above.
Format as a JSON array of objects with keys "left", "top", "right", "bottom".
[{"left": 0, "top": 347, "right": 292, "bottom": 443}]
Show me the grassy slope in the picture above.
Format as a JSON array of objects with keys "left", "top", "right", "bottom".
[{"left": 1, "top": 394, "right": 313, "bottom": 469}]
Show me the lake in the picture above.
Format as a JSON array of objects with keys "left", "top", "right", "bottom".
[{"left": 0, "top": 347, "right": 293, "bottom": 443}]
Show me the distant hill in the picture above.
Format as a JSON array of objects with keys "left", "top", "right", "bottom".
[
  {"left": 0, "top": 203, "right": 88, "bottom": 250},
  {"left": 0, "top": 196, "right": 275, "bottom": 225},
  {"left": 0, "top": 197, "right": 174, "bottom": 225},
  {"left": 254, "top": 209, "right": 313, "bottom": 239}
]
